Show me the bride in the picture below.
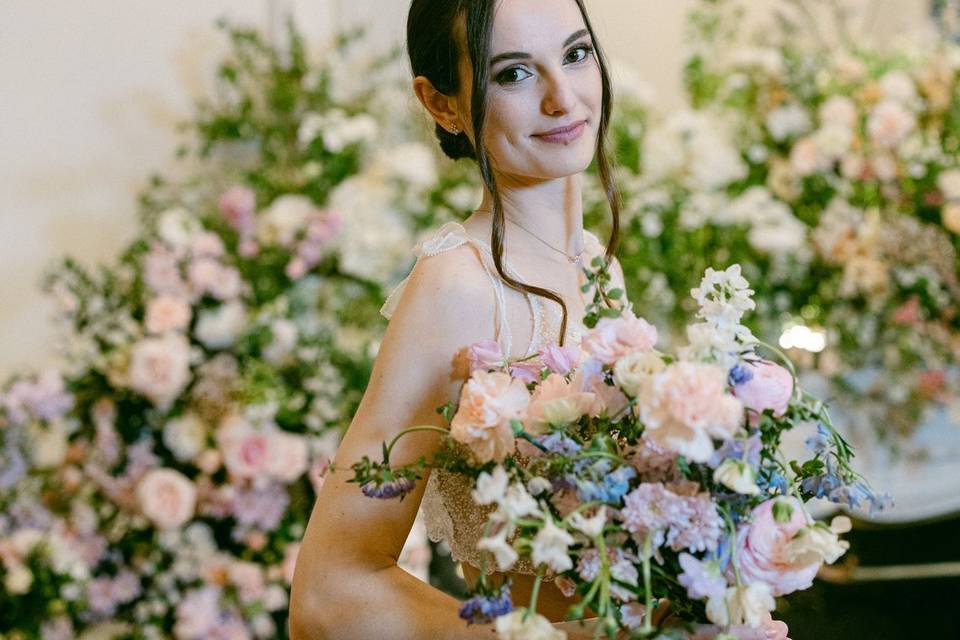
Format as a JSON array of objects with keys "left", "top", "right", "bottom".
[{"left": 290, "top": 1, "right": 788, "bottom": 638}]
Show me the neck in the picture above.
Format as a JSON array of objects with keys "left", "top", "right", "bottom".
[{"left": 473, "top": 174, "right": 585, "bottom": 257}]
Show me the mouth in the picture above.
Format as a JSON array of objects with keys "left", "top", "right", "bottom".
[{"left": 532, "top": 120, "right": 588, "bottom": 144}]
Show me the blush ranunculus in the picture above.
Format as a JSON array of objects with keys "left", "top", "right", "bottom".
[
  {"left": 732, "top": 359, "right": 794, "bottom": 426},
  {"left": 735, "top": 497, "right": 820, "bottom": 597},
  {"left": 450, "top": 370, "right": 530, "bottom": 463},
  {"left": 136, "top": 468, "right": 197, "bottom": 530},
  {"left": 144, "top": 296, "right": 192, "bottom": 334}
]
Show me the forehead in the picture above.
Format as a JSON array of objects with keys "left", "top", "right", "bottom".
[{"left": 491, "top": 0, "right": 587, "bottom": 51}]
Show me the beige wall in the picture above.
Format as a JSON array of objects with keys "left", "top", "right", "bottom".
[{"left": 0, "top": 0, "right": 931, "bottom": 378}]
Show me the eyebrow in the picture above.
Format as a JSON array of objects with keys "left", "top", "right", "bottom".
[{"left": 489, "top": 28, "right": 591, "bottom": 67}]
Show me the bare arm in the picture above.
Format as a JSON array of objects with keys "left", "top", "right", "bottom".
[{"left": 289, "top": 247, "right": 503, "bottom": 640}]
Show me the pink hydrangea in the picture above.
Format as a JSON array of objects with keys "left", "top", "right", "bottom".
[{"left": 735, "top": 498, "right": 821, "bottom": 596}]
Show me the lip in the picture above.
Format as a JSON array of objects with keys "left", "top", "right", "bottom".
[{"left": 533, "top": 120, "right": 587, "bottom": 143}]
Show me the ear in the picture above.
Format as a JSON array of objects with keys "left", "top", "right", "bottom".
[{"left": 412, "top": 76, "right": 461, "bottom": 134}]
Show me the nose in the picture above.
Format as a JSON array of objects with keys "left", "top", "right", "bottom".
[{"left": 541, "top": 67, "right": 576, "bottom": 116}]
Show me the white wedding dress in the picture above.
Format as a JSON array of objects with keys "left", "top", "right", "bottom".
[{"left": 380, "top": 220, "right": 605, "bottom": 577}]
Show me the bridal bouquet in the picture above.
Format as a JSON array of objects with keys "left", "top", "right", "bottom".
[{"left": 350, "top": 257, "right": 889, "bottom": 639}]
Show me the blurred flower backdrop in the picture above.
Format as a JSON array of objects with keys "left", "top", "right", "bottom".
[{"left": 3, "top": 0, "right": 960, "bottom": 637}]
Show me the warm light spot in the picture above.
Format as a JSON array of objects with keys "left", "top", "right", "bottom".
[{"left": 779, "top": 324, "right": 826, "bottom": 353}]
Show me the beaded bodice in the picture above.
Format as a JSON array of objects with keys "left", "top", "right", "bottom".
[{"left": 379, "top": 220, "right": 604, "bottom": 576}]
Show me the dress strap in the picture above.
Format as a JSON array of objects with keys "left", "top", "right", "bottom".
[{"left": 379, "top": 221, "right": 520, "bottom": 357}]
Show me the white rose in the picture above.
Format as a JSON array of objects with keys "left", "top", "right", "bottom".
[
  {"left": 157, "top": 207, "right": 201, "bottom": 251},
  {"left": 4, "top": 564, "right": 33, "bottom": 594},
  {"left": 162, "top": 414, "right": 208, "bottom": 462},
  {"left": 136, "top": 468, "right": 197, "bottom": 530},
  {"left": 937, "top": 169, "right": 960, "bottom": 200},
  {"left": 614, "top": 351, "right": 666, "bottom": 396},
  {"left": 194, "top": 301, "right": 246, "bottom": 350},
  {"left": 818, "top": 95, "right": 858, "bottom": 128},
  {"left": 495, "top": 609, "right": 566, "bottom": 640},
  {"left": 867, "top": 100, "right": 916, "bottom": 148},
  {"left": 786, "top": 516, "right": 851, "bottom": 565},
  {"left": 145, "top": 296, "right": 191, "bottom": 334},
  {"left": 766, "top": 104, "right": 811, "bottom": 142},
  {"left": 370, "top": 143, "right": 438, "bottom": 189},
  {"left": 128, "top": 334, "right": 192, "bottom": 410},
  {"left": 942, "top": 202, "right": 960, "bottom": 234},
  {"left": 713, "top": 459, "right": 760, "bottom": 495},
  {"left": 258, "top": 195, "right": 315, "bottom": 247}
]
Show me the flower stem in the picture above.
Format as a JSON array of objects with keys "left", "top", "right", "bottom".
[
  {"left": 642, "top": 533, "right": 653, "bottom": 634},
  {"left": 523, "top": 566, "right": 547, "bottom": 623},
  {"left": 383, "top": 425, "right": 449, "bottom": 461}
]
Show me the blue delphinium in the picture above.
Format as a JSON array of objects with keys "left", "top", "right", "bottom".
[
  {"left": 728, "top": 362, "right": 753, "bottom": 386},
  {"left": 804, "top": 422, "right": 831, "bottom": 455},
  {"left": 458, "top": 583, "right": 513, "bottom": 625},
  {"left": 538, "top": 431, "right": 582, "bottom": 455},
  {"left": 573, "top": 462, "right": 636, "bottom": 504},
  {"left": 708, "top": 433, "right": 761, "bottom": 469}
]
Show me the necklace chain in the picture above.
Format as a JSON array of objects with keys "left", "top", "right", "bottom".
[{"left": 473, "top": 208, "right": 584, "bottom": 264}]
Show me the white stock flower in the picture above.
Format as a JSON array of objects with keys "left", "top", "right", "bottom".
[
  {"left": 568, "top": 506, "right": 607, "bottom": 538},
  {"left": 531, "top": 517, "right": 575, "bottom": 572},
  {"left": 499, "top": 482, "right": 541, "bottom": 521},
  {"left": 472, "top": 465, "right": 510, "bottom": 505},
  {"left": 495, "top": 609, "right": 566, "bottom": 640},
  {"left": 477, "top": 528, "right": 519, "bottom": 572},
  {"left": 713, "top": 459, "right": 760, "bottom": 495},
  {"left": 194, "top": 302, "right": 246, "bottom": 350},
  {"left": 706, "top": 582, "right": 776, "bottom": 627}
]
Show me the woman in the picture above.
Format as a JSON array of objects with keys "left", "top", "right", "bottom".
[{"left": 290, "top": 1, "right": 788, "bottom": 638}]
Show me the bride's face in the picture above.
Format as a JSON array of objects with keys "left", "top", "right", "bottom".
[{"left": 457, "top": 0, "right": 603, "bottom": 181}]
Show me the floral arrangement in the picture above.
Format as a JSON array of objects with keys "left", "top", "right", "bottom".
[
  {"left": 350, "top": 258, "right": 889, "bottom": 638},
  {"left": 574, "top": 0, "right": 960, "bottom": 453},
  {"left": 0, "top": 19, "right": 435, "bottom": 640}
]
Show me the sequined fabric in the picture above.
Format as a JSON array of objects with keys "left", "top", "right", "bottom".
[{"left": 380, "top": 221, "right": 603, "bottom": 577}]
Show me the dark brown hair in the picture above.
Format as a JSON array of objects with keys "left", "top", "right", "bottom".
[{"left": 406, "top": 0, "right": 621, "bottom": 345}]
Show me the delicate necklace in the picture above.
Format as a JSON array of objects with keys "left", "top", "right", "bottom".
[{"left": 474, "top": 208, "right": 584, "bottom": 264}]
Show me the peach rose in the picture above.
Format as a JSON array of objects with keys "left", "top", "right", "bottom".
[
  {"left": 144, "top": 296, "right": 191, "bottom": 334},
  {"left": 136, "top": 468, "right": 197, "bottom": 530},
  {"left": 523, "top": 373, "right": 595, "bottom": 435},
  {"left": 450, "top": 370, "right": 530, "bottom": 463}
]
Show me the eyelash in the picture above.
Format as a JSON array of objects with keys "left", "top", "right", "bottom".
[{"left": 494, "top": 44, "right": 594, "bottom": 85}]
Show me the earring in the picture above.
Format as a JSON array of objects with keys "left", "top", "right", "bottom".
[{"left": 450, "top": 123, "right": 460, "bottom": 135}]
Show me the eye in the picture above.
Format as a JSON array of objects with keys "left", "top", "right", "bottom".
[
  {"left": 565, "top": 44, "right": 594, "bottom": 64},
  {"left": 495, "top": 66, "right": 533, "bottom": 85}
]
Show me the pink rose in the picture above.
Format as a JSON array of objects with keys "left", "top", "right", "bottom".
[
  {"left": 467, "top": 339, "right": 504, "bottom": 372},
  {"left": 523, "top": 373, "right": 595, "bottom": 435},
  {"left": 266, "top": 431, "right": 309, "bottom": 483},
  {"left": 190, "top": 231, "right": 225, "bottom": 258},
  {"left": 450, "top": 370, "right": 530, "bottom": 463},
  {"left": 145, "top": 296, "right": 192, "bottom": 334},
  {"left": 735, "top": 498, "right": 820, "bottom": 596},
  {"left": 218, "top": 416, "right": 272, "bottom": 479},
  {"left": 638, "top": 362, "right": 743, "bottom": 463},
  {"left": 732, "top": 360, "right": 793, "bottom": 426},
  {"left": 282, "top": 542, "right": 301, "bottom": 585},
  {"left": 539, "top": 343, "right": 581, "bottom": 375},
  {"left": 128, "top": 334, "right": 192, "bottom": 410},
  {"left": 581, "top": 312, "right": 658, "bottom": 365},
  {"left": 218, "top": 186, "right": 256, "bottom": 236},
  {"left": 136, "top": 468, "right": 197, "bottom": 530}
]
